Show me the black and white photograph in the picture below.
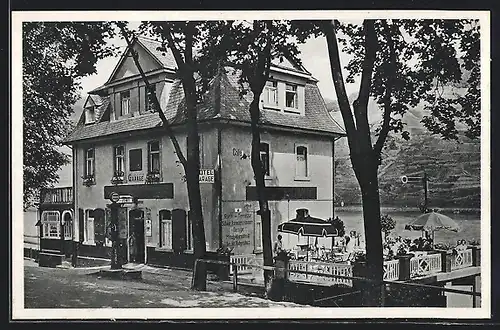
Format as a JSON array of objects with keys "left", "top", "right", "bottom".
[{"left": 11, "top": 10, "right": 491, "bottom": 320}]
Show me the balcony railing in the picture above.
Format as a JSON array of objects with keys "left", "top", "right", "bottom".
[
  {"left": 410, "top": 252, "right": 442, "bottom": 278},
  {"left": 40, "top": 187, "right": 73, "bottom": 204},
  {"left": 288, "top": 260, "right": 353, "bottom": 287}
]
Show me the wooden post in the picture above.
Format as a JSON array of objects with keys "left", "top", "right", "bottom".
[{"left": 232, "top": 266, "right": 238, "bottom": 292}]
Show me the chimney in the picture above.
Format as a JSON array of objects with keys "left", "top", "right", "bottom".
[{"left": 296, "top": 208, "right": 309, "bottom": 219}]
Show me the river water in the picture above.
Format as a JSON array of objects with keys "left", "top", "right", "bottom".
[{"left": 334, "top": 206, "right": 481, "bottom": 247}]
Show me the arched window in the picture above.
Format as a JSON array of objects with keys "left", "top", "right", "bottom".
[
  {"left": 62, "top": 210, "right": 73, "bottom": 240},
  {"left": 41, "top": 211, "right": 60, "bottom": 239}
]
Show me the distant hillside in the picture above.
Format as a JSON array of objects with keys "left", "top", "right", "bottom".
[{"left": 329, "top": 95, "right": 480, "bottom": 209}]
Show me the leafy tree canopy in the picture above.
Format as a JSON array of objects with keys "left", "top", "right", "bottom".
[{"left": 23, "top": 22, "right": 116, "bottom": 209}]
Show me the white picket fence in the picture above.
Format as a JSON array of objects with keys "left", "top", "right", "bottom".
[
  {"left": 229, "top": 254, "right": 263, "bottom": 275},
  {"left": 451, "top": 248, "right": 473, "bottom": 270}
]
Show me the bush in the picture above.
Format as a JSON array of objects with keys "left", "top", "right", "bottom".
[
  {"left": 329, "top": 216, "right": 346, "bottom": 238},
  {"left": 381, "top": 214, "right": 396, "bottom": 240}
]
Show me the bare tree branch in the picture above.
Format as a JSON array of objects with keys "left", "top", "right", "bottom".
[
  {"left": 373, "top": 20, "right": 397, "bottom": 157},
  {"left": 353, "top": 19, "right": 378, "bottom": 147},
  {"left": 322, "top": 20, "right": 357, "bottom": 142},
  {"left": 117, "top": 22, "right": 187, "bottom": 168}
]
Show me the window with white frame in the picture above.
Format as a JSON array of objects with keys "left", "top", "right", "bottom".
[
  {"left": 295, "top": 145, "right": 309, "bottom": 178},
  {"left": 114, "top": 145, "right": 125, "bottom": 175},
  {"left": 120, "top": 91, "right": 130, "bottom": 116},
  {"left": 264, "top": 81, "right": 278, "bottom": 107},
  {"left": 41, "top": 211, "right": 60, "bottom": 239},
  {"left": 85, "top": 148, "right": 95, "bottom": 178},
  {"left": 159, "top": 210, "right": 172, "bottom": 249},
  {"left": 285, "top": 84, "right": 298, "bottom": 111},
  {"left": 84, "top": 209, "right": 95, "bottom": 244},
  {"left": 148, "top": 141, "right": 161, "bottom": 174},
  {"left": 255, "top": 217, "right": 262, "bottom": 251},
  {"left": 85, "top": 106, "right": 96, "bottom": 124},
  {"left": 260, "top": 142, "right": 270, "bottom": 176},
  {"left": 186, "top": 215, "right": 193, "bottom": 251}
]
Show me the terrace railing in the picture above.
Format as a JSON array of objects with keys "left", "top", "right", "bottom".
[
  {"left": 383, "top": 259, "right": 400, "bottom": 281},
  {"left": 40, "top": 187, "right": 73, "bottom": 204},
  {"left": 451, "top": 248, "right": 474, "bottom": 270},
  {"left": 410, "top": 252, "right": 442, "bottom": 278},
  {"left": 288, "top": 260, "right": 353, "bottom": 287}
]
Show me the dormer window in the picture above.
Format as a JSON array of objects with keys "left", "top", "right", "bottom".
[
  {"left": 85, "top": 106, "right": 96, "bottom": 124},
  {"left": 263, "top": 81, "right": 278, "bottom": 107},
  {"left": 285, "top": 84, "right": 298, "bottom": 110},
  {"left": 120, "top": 91, "right": 130, "bottom": 116}
]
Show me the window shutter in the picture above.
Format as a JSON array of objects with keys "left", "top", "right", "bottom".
[
  {"left": 78, "top": 208, "right": 84, "bottom": 243},
  {"left": 172, "top": 209, "right": 187, "bottom": 253},
  {"left": 94, "top": 208, "right": 105, "bottom": 246},
  {"left": 144, "top": 207, "right": 152, "bottom": 239}
]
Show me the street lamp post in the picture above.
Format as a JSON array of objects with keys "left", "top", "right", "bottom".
[
  {"left": 401, "top": 172, "right": 430, "bottom": 213},
  {"left": 109, "top": 192, "right": 122, "bottom": 270}
]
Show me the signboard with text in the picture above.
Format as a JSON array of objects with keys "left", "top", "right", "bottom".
[{"left": 199, "top": 169, "right": 215, "bottom": 183}]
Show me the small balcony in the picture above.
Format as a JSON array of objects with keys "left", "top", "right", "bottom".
[{"left": 40, "top": 187, "right": 73, "bottom": 204}]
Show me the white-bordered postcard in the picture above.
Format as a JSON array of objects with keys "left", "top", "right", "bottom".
[{"left": 11, "top": 10, "right": 491, "bottom": 320}]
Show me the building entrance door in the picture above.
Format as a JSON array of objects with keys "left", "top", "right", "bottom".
[{"left": 128, "top": 209, "right": 145, "bottom": 263}]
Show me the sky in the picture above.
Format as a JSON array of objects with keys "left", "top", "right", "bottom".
[{"left": 76, "top": 23, "right": 360, "bottom": 110}]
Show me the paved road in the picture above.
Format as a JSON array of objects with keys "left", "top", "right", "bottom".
[{"left": 23, "top": 260, "right": 305, "bottom": 308}]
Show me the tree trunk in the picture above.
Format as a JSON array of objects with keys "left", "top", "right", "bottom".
[
  {"left": 355, "top": 159, "right": 384, "bottom": 307},
  {"left": 248, "top": 99, "right": 274, "bottom": 297},
  {"left": 184, "top": 74, "right": 207, "bottom": 291}
]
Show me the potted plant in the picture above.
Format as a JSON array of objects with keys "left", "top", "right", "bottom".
[
  {"left": 110, "top": 171, "right": 125, "bottom": 185},
  {"left": 145, "top": 169, "right": 161, "bottom": 184},
  {"left": 82, "top": 174, "right": 95, "bottom": 187}
]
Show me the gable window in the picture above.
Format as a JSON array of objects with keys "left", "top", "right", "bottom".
[
  {"left": 159, "top": 210, "right": 172, "bottom": 249},
  {"left": 84, "top": 209, "right": 95, "bottom": 245},
  {"left": 148, "top": 141, "right": 161, "bottom": 173},
  {"left": 264, "top": 81, "right": 278, "bottom": 107},
  {"left": 146, "top": 84, "right": 157, "bottom": 112},
  {"left": 285, "top": 84, "right": 298, "bottom": 110},
  {"left": 295, "top": 145, "right": 309, "bottom": 179},
  {"left": 41, "top": 211, "right": 60, "bottom": 239},
  {"left": 85, "top": 106, "right": 96, "bottom": 124},
  {"left": 120, "top": 91, "right": 130, "bottom": 116},
  {"left": 129, "top": 149, "right": 142, "bottom": 172},
  {"left": 260, "top": 142, "right": 270, "bottom": 176}
]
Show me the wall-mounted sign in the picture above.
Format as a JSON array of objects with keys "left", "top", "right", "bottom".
[
  {"left": 109, "top": 192, "right": 120, "bottom": 203},
  {"left": 117, "top": 194, "right": 134, "bottom": 204},
  {"left": 145, "top": 219, "right": 152, "bottom": 237},
  {"left": 128, "top": 172, "right": 144, "bottom": 182},
  {"left": 199, "top": 169, "right": 215, "bottom": 184}
]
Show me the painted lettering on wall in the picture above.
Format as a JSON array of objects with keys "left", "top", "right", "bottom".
[
  {"left": 128, "top": 172, "right": 144, "bottom": 182},
  {"left": 222, "top": 203, "right": 255, "bottom": 253}
]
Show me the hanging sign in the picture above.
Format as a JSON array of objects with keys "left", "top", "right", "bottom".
[{"left": 145, "top": 219, "right": 152, "bottom": 237}]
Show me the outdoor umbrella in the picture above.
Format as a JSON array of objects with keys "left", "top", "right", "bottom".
[
  {"left": 277, "top": 209, "right": 339, "bottom": 261},
  {"left": 405, "top": 211, "right": 460, "bottom": 242}
]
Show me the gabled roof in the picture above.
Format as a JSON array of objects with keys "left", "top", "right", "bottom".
[
  {"left": 64, "top": 67, "right": 344, "bottom": 144},
  {"left": 89, "top": 36, "right": 177, "bottom": 94}
]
